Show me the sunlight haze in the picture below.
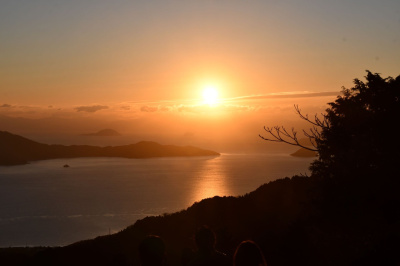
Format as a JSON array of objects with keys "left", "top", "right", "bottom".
[{"left": 1, "top": 0, "right": 399, "bottom": 151}]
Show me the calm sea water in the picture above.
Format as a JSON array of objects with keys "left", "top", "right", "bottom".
[{"left": 0, "top": 153, "right": 313, "bottom": 247}]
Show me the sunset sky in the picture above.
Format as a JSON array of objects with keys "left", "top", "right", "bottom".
[{"left": 1, "top": 0, "right": 399, "bottom": 151}]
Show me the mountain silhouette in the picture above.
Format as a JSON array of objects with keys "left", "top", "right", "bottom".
[
  {"left": 80, "top": 129, "right": 121, "bottom": 136},
  {"left": 0, "top": 131, "right": 219, "bottom": 166},
  {"left": 290, "top": 147, "right": 317, "bottom": 157}
]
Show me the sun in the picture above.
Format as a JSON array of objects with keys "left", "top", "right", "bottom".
[{"left": 202, "top": 86, "right": 219, "bottom": 105}]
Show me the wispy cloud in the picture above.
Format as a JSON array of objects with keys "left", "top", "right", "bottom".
[
  {"left": 123, "top": 91, "right": 339, "bottom": 108},
  {"left": 75, "top": 105, "right": 109, "bottom": 113},
  {"left": 140, "top": 105, "right": 172, "bottom": 113},
  {"left": 140, "top": 106, "right": 158, "bottom": 112},
  {"left": 175, "top": 104, "right": 254, "bottom": 113},
  {"left": 127, "top": 91, "right": 337, "bottom": 115},
  {"left": 224, "top": 91, "right": 339, "bottom": 103},
  {"left": 0, "top": 90, "right": 337, "bottom": 119}
]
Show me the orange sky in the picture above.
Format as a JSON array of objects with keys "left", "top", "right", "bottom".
[{"left": 1, "top": 1, "right": 399, "bottom": 151}]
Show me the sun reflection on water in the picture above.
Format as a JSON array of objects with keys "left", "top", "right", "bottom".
[{"left": 190, "top": 157, "right": 230, "bottom": 204}]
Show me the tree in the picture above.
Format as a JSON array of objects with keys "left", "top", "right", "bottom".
[{"left": 260, "top": 71, "right": 400, "bottom": 180}]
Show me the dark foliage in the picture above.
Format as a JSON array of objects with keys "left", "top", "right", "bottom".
[
  {"left": 311, "top": 71, "right": 400, "bottom": 180},
  {"left": 260, "top": 71, "right": 400, "bottom": 181}
]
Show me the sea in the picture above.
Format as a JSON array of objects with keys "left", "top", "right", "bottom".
[{"left": 0, "top": 153, "right": 314, "bottom": 247}]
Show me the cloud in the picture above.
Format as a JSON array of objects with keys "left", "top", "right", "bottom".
[
  {"left": 159, "top": 106, "right": 171, "bottom": 112},
  {"left": 219, "top": 105, "right": 254, "bottom": 112},
  {"left": 141, "top": 105, "right": 158, "bottom": 112},
  {"left": 176, "top": 105, "right": 202, "bottom": 113},
  {"left": 1, "top": 104, "right": 12, "bottom": 108},
  {"left": 176, "top": 104, "right": 254, "bottom": 113},
  {"left": 75, "top": 105, "right": 109, "bottom": 113},
  {"left": 140, "top": 105, "right": 171, "bottom": 112},
  {"left": 129, "top": 103, "right": 255, "bottom": 114},
  {"left": 225, "top": 91, "right": 339, "bottom": 103}
]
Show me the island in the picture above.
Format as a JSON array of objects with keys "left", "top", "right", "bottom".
[
  {"left": 0, "top": 131, "right": 220, "bottom": 166},
  {"left": 79, "top": 129, "right": 121, "bottom": 136},
  {"left": 290, "top": 147, "right": 317, "bottom": 157}
]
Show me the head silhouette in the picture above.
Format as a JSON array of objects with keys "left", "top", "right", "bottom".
[
  {"left": 194, "top": 225, "right": 216, "bottom": 252},
  {"left": 233, "top": 240, "right": 267, "bottom": 266},
  {"left": 138, "top": 235, "right": 166, "bottom": 266}
]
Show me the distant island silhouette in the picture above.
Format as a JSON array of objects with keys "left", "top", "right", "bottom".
[
  {"left": 290, "top": 147, "right": 317, "bottom": 157},
  {"left": 0, "top": 131, "right": 219, "bottom": 166},
  {"left": 80, "top": 129, "right": 121, "bottom": 136}
]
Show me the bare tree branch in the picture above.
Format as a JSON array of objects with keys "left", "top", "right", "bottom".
[
  {"left": 259, "top": 126, "right": 318, "bottom": 152},
  {"left": 294, "top": 104, "right": 329, "bottom": 129},
  {"left": 259, "top": 105, "right": 328, "bottom": 152}
]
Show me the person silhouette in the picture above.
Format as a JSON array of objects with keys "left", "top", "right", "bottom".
[
  {"left": 188, "top": 225, "right": 230, "bottom": 266},
  {"left": 138, "top": 235, "right": 166, "bottom": 266},
  {"left": 233, "top": 240, "right": 267, "bottom": 266}
]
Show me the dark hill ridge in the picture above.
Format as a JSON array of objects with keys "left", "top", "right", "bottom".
[
  {"left": 2, "top": 174, "right": 397, "bottom": 265},
  {"left": 0, "top": 131, "right": 219, "bottom": 166}
]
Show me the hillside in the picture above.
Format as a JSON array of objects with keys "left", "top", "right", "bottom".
[
  {"left": 0, "top": 131, "right": 219, "bottom": 166},
  {"left": 1, "top": 174, "right": 398, "bottom": 266}
]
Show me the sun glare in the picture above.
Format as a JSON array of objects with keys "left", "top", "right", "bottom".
[{"left": 202, "top": 86, "right": 219, "bottom": 105}]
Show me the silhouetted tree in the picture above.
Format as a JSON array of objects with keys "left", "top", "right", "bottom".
[{"left": 260, "top": 71, "right": 400, "bottom": 180}]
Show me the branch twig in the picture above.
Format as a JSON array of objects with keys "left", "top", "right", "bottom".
[{"left": 259, "top": 105, "right": 327, "bottom": 152}]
